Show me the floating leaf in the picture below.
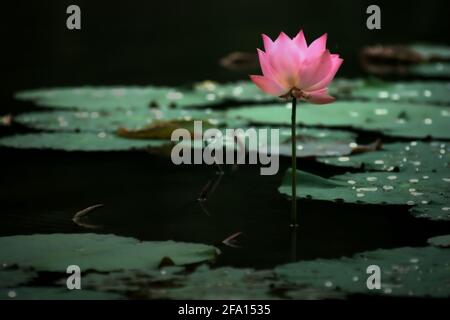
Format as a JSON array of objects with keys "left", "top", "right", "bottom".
[
  {"left": 279, "top": 169, "right": 450, "bottom": 221},
  {"left": 411, "top": 44, "right": 450, "bottom": 60},
  {"left": 227, "top": 102, "right": 450, "bottom": 139},
  {"left": 275, "top": 246, "right": 450, "bottom": 298},
  {"left": 194, "top": 81, "right": 277, "bottom": 103},
  {"left": 195, "top": 79, "right": 365, "bottom": 104},
  {"left": 169, "top": 126, "right": 361, "bottom": 159},
  {"left": 149, "top": 266, "right": 277, "bottom": 300},
  {"left": 0, "top": 234, "right": 217, "bottom": 272},
  {"left": 78, "top": 246, "right": 450, "bottom": 299},
  {"left": 15, "top": 86, "right": 226, "bottom": 111},
  {"left": 0, "top": 132, "right": 169, "bottom": 151},
  {"left": 81, "top": 265, "right": 339, "bottom": 299},
  {"left": 117, "top": 119, "right": 218, "bottom": 140},
  {"left": 153, "top": 88, "right": 226, "bottom": 109},
  {"left": 81, "top": 267, "right": 185, "bottom": 294},
  {"left": 351, "top": 81, "right": 450, "bottom": 105},
  {"left": 409, "top": 63, "right": 450, "bottom": 78},
  {"left": 427, "top": 235, "right": 450, "bottom": 248},
  {"left": 14, "top": 109, "right": 151, "bottom": 132},
  {"left": 317, "top": 141, "right": 450, "bottom": 171},
  {"left": 0, "top": 287, "right": 122, "bottom": 300},
  {"left": 82, "top": 265, "right": 278, "bottom": 299},
  {"left": 13, "top": 108, "right": 225, "bottom": 133},
  {"left": 328, "top": 78, "right": 367, "bottom": 98},
  {"left": 360, "top": 44, "right": 450, "bottom": 79},
  {"left": 246, "top": 127, "right": 360, "bottom": 158},
  {"left": 15, "top": 86, "right": 172, "bottom": 111}
]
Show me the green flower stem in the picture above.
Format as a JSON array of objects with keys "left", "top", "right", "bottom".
[
  {"left": 290, "top": 227, "right": 297, "bottom": 261},
  {"left": 291, "top": 95, "right": 298, "bottom": 228}
]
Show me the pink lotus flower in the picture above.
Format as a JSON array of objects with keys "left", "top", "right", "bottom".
[{"left": 250, "top": 31, "right": 343, "bottom": 104}]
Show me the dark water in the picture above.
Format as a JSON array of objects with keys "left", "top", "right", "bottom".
[{"left": 2, "top": 145, "right": 449, "bottom": 270}]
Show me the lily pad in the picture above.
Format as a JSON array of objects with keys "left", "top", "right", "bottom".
[
  {"left": 0, "top": 287, "right": 122, "bottom": 300},
  {"left": 15, "top": 86, "right": 228, "bottom": 111},
  {"left": 245, "top": 127, "right": 360, "bottom": 158},
  {"left": 317, "top": 141, "right": 450, "bottom": 171},
  {"left": 194, "top": 79, "right": 366, "bottom": 104},
  {"left": 409, "top": 63, "right": 450, "bottom": 78},
  {"left": 411, "top": 44, "right": 450, "bottom": 60},
  {"left": 279, "top": 169, "right": 450, "bottom": 221},
  {"left": 427, "top": 235, "right": 450, "bottom": 248},
  {"left": 13, "top": 108, "right": 224, "bottom": 133},
  {"left": 0, "top": 132, "right": 169, "bottom": 151},
  {"left": 194, "top": 81, "right": 277, "bottom": 103},
  {"left": 15, "top": 86, "right": 171, "bottom": 111},
  {"left": 351, "top": 81, "right": 450, "bottom": 105},
  {"left": 172, "top": 126, "right": 361, "bottom": 159},
  {"left": 153, "top": 88, "right": 227, "bottom": 109},
  {"left": 117, "top": 119, "right": 219, "bottom": 140},
  {"left": 328, "top": 78, "right": 367, "bottom": 98},
  {"left": 227, "top": 102, "right": 450, "bottom": 139},
  {"left": 82, "top": 265, "right": 335, "bottom": 299},
  {"left": 150, "top": 266, "right": 277, "bottom": 300},
  {"left": 87, "top": 265, "right": 279, "bottom": 300},
  {"left": 275, "top": 246, "right": 450, "bottom": 298},
  {"left": 0, "top": 233, "right": 217, "bottom": 272},
  {"left": 81, "top": 267, "right": 185, "bottom": 294},
  {"left": 83, "top": 246, "right": 450, "bottom": 299},
  {"left": 360, "top": 45, "right": 450, "bottom": 79}
]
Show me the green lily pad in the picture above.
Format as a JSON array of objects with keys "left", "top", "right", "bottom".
[
  {"left": 81, "top": 267, "right": 185, "bottom": 294},
  {"left": 82, "top": 265, "right": 333, "bottom": 299},
  {"left": 116, "top": 119, "right": 219, "bottom": 140},
  {"left": 317, "top": 141, "right": 450, "bottom": 171},
  {"left": 227, "top": 102, "right": 450, "bottom": 139},
  {"left": 15, "top": 86, "right": 171, "bottom": 111},
  {"left": 328, "top": 78, "right": 367, "bottom": 98},
  {"left": 0, "top": 287, "right": 122, "bottom": 300},
  {"left": 172, "top": 126, "right": 360, "bottom": 159},
  {"left": 15, "top": 86, "right": 228, "bottom": 111},
  {"left": 194, "top": 81, "right": 277, "bottom": 103},
  {"left": 279, "top": 169, "right": 450, "bottom": 221},
  {"left": 351, "top": 81, "right": 450, "bottom": 105},
  {"left": 411, "top": 44, "right": 450, "bottom": 60},
  {"left": 84, "top": 265, "right": 279, "bottom": 299},
  {"left": 149, "top": 266, "right": 277, "bottom": 300},
  {"left": 409, "top": 63, "right": 450, "bottom": 78},
  {"left": 85, "top": 246, "right": 450, "bottom": 299},
  {"left": 427, "top": 235, "right": 450, "bottom": 248},
  {"left": 13, "top": 109, "right": 224, "bottom": 133},
  {"left": 0, "top": 234, "right": 217, "bottom": 272},
  {"left": 194, "top": 79, "right": 366, "bottom": 104},
  {"left": 153, "top": 88, "right": 226, "bottom": 109},
  {"left": 275, "top": 246, "right": 450, "bottom": 298},
  {"left": 0, "top": 132, "right": 169, "bottom": 151},
  {"left": 244, "top": 127, "right": 359, "bottom": 158}
]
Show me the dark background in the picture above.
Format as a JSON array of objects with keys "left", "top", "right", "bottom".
[{"left": 1, "top": 0, "right": 449, "bottom": 107}]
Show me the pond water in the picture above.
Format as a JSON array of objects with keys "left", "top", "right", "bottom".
[{"left": 2, "top": 146, "right": 449, "bottom": 271}]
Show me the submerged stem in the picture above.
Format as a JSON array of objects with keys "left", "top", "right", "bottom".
[{"left": 291, "top": 95, "right": 298, "bottom": 228}]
